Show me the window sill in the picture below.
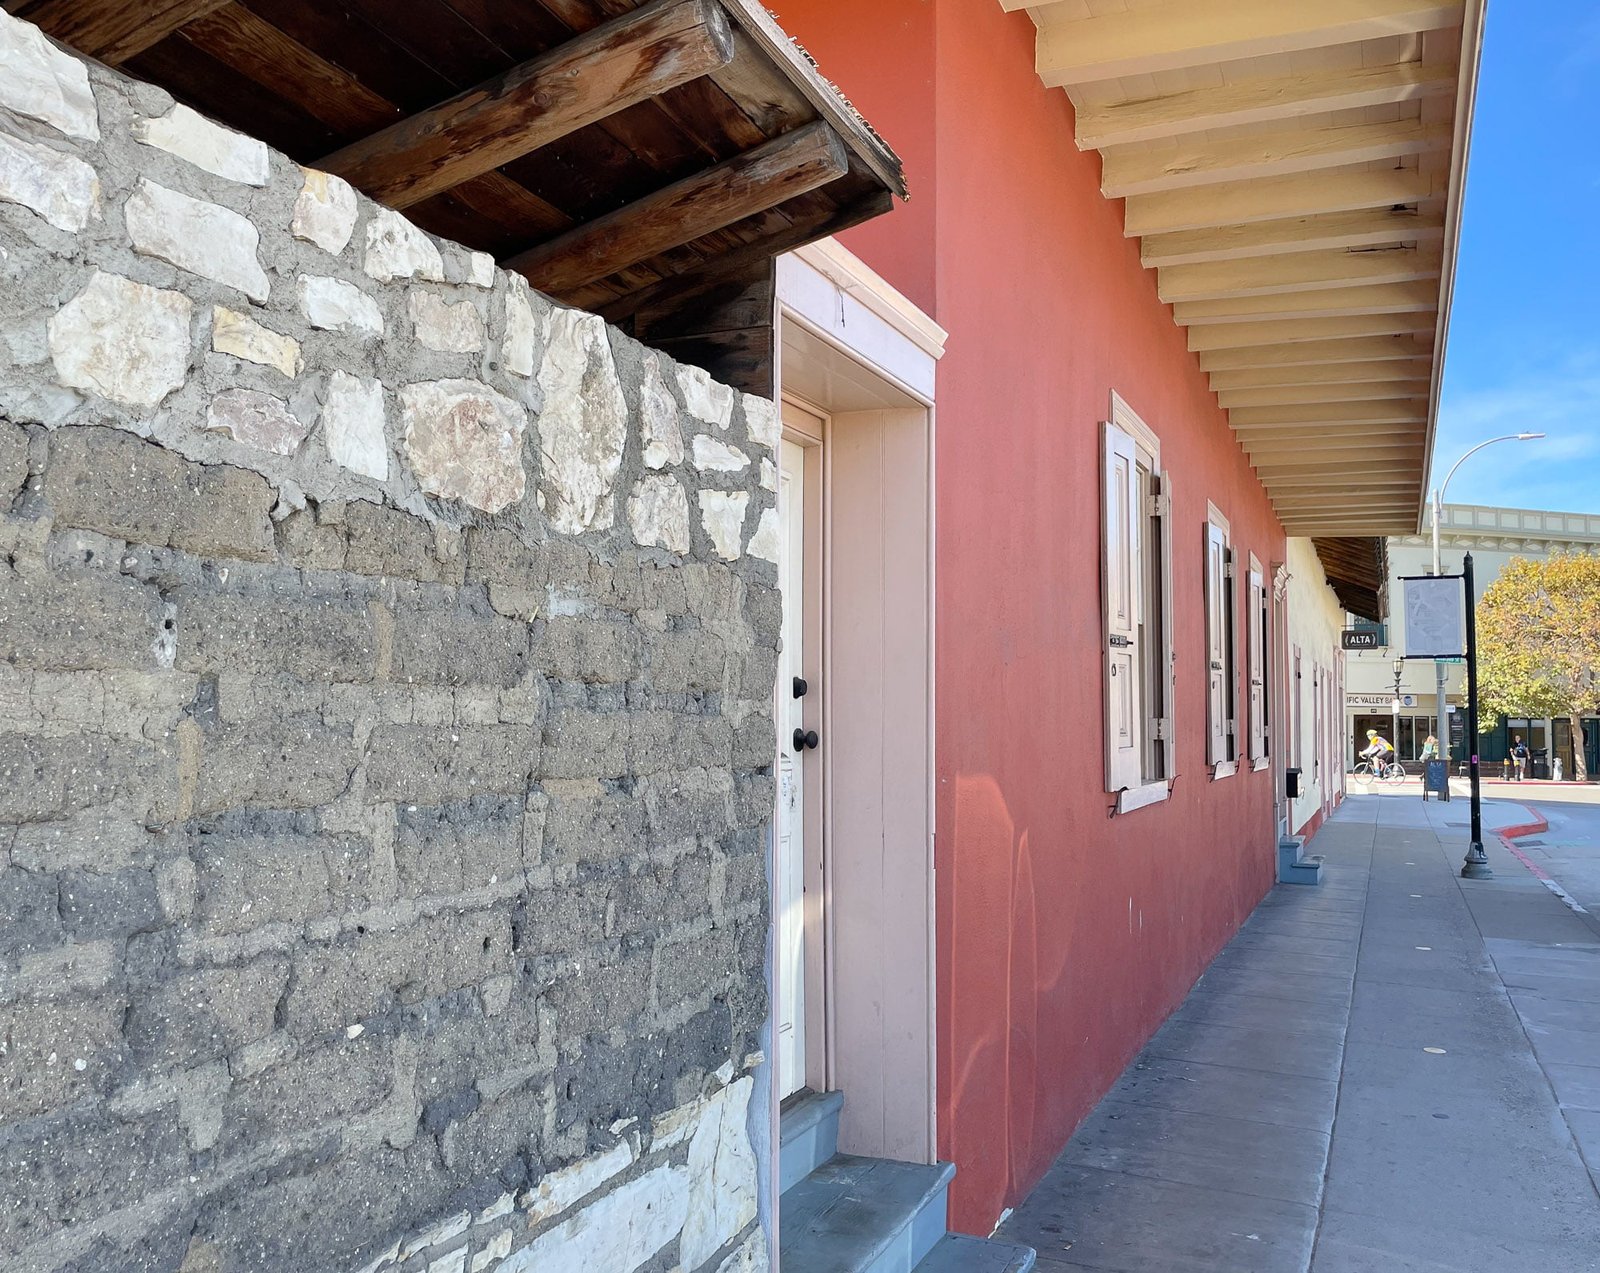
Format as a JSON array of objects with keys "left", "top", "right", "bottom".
[
  {"left": 1252, "top": 757, "right": 1270, "bottom": 773},
  {"left": 1211, "top": 761, "right": 1238, "bottom": 781},
  {"left": 1116, "top": 781, "right": 1171, "bottom": 815}
]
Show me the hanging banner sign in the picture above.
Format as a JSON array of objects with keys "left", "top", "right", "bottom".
[{"left": 1401, "top": 575, "right": 1467, "bottom": 659}]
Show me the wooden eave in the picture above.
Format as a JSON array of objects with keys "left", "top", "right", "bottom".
[
  {"left": 7, "top": 0, "right": 904, "bottom": 329},
  {"left": 1009, "top": 0, "right": 1486, "bottom": 613}
]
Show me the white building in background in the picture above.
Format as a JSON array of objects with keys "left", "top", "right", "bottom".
[
  {"left": 1285, "top": 539, "right": 1347, "bottom": 838},
  {"left": 1344, "top": 503, "right": 1600, "bottom": 775}
]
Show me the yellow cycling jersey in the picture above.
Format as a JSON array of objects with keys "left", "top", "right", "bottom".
[{"left": 1366, "top": 736, "right": 1395, "bottom": 754}]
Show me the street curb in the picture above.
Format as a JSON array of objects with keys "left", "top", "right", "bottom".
[{"left": 1498, "top": 804, "right": 1593, "bottom": 920}]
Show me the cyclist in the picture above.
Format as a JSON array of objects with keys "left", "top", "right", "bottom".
[{"left": 1359, "top": 729, "right": 1397, "bottom": 773}]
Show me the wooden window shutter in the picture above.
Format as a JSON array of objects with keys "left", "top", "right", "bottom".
[
  {"left": 1248, "top": 569, "right": 1266, "bottom": 762},
  {"left": 1103, "top": 422, "right": 1142, "bottom": 793},
  {"left": 1205, "top": 521, "right": 1229, "bottom": 766},
  {"left": 1153, "top": 471, "right": 1176, "bottom": 782}
]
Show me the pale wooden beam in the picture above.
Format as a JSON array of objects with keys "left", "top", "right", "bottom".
[
  {"left": 1176, "top": 281, "right": 1442, "bottom": 325},
  {"left": 1145, "top": 208, "right": 1444, "bottom": 268},
  {"left": 19, "top": 0, "right": 227, "bottom": 63},
  {"left": 321, "top": 0, "right": 735, "bottom": 208},
  {"left": 1033, "top": 0, "right": 1464, "bottom": 87},
  {"left": 1161, "top": 248, "right": 1440, "bottom": 303},
  {"left": 1218, "top": 380, "right": 1433, "bottom": 408},
  {"left": 1265, "top": 476, "right": 1425, "bottom": 490},
  {"left": 1201, "top": 336, "right": 1432, "bottom": 371},
  {"left": 1103, "top": 119, "right": 1448, "bottom": 198},
  {"left": 1245, "top": 433, "right": 1427, "bottom": 457},
  {"left": 508, "top": 122, "right": 848, "bottom": 294},
  {"left": 1256, "top": 456, "right": 1425, "bottom": 475},
  {"left": 1234, "top": 398, "right": 1430, "bottom": 428},
  {"left": 1125, "top": 167, "right": 1434, "bottom": 237},
  {"left": 1190, "top": 313, "right": 1436, "bottom": 352},
  {"left": 1076, "top": 61, "right": 1458, "bottom": 149},
  {"left": 1207, "top": 359, "right": 1436, "bottom": 389}
]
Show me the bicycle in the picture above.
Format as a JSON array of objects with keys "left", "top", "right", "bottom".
[{"left": 1351, "top": 757, "right": 1407, "bottom": 787}]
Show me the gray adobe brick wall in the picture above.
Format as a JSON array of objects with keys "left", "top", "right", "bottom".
[{"left": 0, "top": 11, "right": 776, "bottom": 1273}]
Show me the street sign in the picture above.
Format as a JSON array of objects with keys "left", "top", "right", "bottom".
[
  {"left": 1401, "top": 574, "right": 1466, "bottom": 659},
  {"left": 1341, "top": 629, "right": 1382, "bottom": 650}
]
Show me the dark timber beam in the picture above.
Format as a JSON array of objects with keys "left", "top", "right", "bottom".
[
  {"left": 318, "top": 0, "right": 735, "bottom": 209},
  {"left": 509, "top": 121, "right": 849, "bottom": 296},
  {"left": 20, "top": 0, "right": 227, "bottom": 64}
]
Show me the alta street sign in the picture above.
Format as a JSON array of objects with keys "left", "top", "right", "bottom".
[{"left": 1341, "top": 629, "right": 1382, "bottom": 650}]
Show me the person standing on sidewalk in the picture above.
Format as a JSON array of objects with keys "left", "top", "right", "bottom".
[{"left": 1511, "top": 733, "right": 1531, "bottom": 781}]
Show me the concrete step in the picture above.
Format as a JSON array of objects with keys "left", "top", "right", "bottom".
[
  {"left": 780, "top": 1154, "right": 956, "bottom": 1273},
  {"left": 779, "top": 1089, "right": 845, "bottom": 1195},
  {"left": 1278, "top": 836, "right": 1324, "bottom": 886},
  {"left": 913, "top": 1232, "right": 1037, "bottom": 1272}
]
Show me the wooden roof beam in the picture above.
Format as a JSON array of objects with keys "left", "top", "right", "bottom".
[
  {"left": 1125, "top": 167, "right": 1435, "bottom": 237},
  {"left": 16, "top": 0, "right": 227, "bottom": 64},
  {"left": 1201, "top": 335, "right": 1433, "bottom": 371},
  {"left": 1233, "top": 398, "right": 1432, "bottom": 428},
  {"left": 320, "top": 0, "right": 735, "bottom": 209},
  {"left": 1207, "top": 358, "right": 1436, "bottom": 389},
  {"left": 1218, "top": 380, "right": 1433, "bottom": 408},
  {"left": 1103, "top": 119, "right": 1449, "bottom": 198},
  {"left": 1029, "top": 0, "right": 1464, "bottom": 87},
  {"left": 1160, "top": 248, "right": 1441, "bottom": 303},
  {"left": 1145, "top": 208, "right": 1445, "bottom": 269},
  {"left": 1076, "top": 61, "right": 1459, "bottom": 149},
  {"left": 509, "top": 121, "right": 848, "bottom": 295},
  {"left": 1190, "top": 313, "right": 1436, "bottom": 351},
  {"left": 1176, "top": 281, "right": 1442, "bottom": 325}
]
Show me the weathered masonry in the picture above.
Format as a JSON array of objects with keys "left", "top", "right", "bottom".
[{"left": 0, "top": 6, "right": 830, "bottom": 1269}]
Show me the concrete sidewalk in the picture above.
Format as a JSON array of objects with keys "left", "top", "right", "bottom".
[{"left": 995, "top": 791, "right": 1600, "bottom": 1273}]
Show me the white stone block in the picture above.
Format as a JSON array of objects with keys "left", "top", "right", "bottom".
[
  {"left": 365, "top": 206, "right": 445, "bottom": 283},
  {"left": 125, "top": 180, "right": 270, "bottom": 302},
  {"left": 469, "top": 1229, "right": 513, "bottom": 1273},
  {"left": 0, "top": 130, "right": 99, "bottom": 232},
  {"left": 715, "top": 1232, "right": 769, "bottom": 1273},
  {"left": 468, "top": 252, "right": 497, "bottom": 288},
  {"left": 498, "top": 1166, "right": 690, "bottom": 1273},
  {"left": 299, "top": 275, "right": 383, "bottom": 337},
  {"left": 699, "top": 492, "right": 748, "bottom": 562},
  {"left": 401, "top": 1212, "right": 472, "bottom": 1260},
  {"left": 0, "top": 10, "right": 98, "bottom": 140},
  {"left": 409, "top": 291, "right": 484, "bottom": 354},
  {"left": 132, "top": 104, "right": 270, "bottom": 185},
  {"left": 742, "top": 394, "right": 780, "bottom": 451},
  {"left": 746, "top": 508, "right": 779, "bottom": 566},
  {"left": 629, "top": 476, "right": 691, "bottom": 555},
  {"left": 536, "top": 308, "right": 626, "bottom": 535},
  {"left": 211, "top": 307, "right": 300, "bottom": 377},
  {"left": 205, "top": 388, "right": 307, "bottom": 456},
  {"left": 520, "top": 1140, "right": 635, "bottom": 1226},
  {"left": 292, "top": 168, "right": 358, "bottom": 255},
  {"left": 680, "top": 1077, "right": 759, "bottom": 1271},
  {"left": 503, "top": 278, "right": 545, "bottom": 379},
  {"left": 641, "top": 352, "right": 684, "bottom": 470},
  {"left": 323, "top": 372, "right": 387, "bottom": 480},
  {"left": 759, "top": 459, "right": 776, "bottom": 493},
  {"left": 48, "top": 271, "right": 191, "bottom": 408},
  {"left": 692, "top": 436, "right": 749, "bottom": 474},
  {"left": 428, "top": 1249, "right": 467, "bottom": 1273},
  {"left": 677, "top": 364, "right": 734, "bottom": 431},
  {"left": 401, "top": 379, "right": 527, "bottom": 515}
]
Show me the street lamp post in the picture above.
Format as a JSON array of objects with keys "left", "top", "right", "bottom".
[
  {"left": 1430, "top": 433, "right": 1545, "bottom": 797},
  {"left": 1392, "top": 659, "right": 1404, "bottom": 764}
]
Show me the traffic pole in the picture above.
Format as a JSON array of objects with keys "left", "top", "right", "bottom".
[{"left": 1461, "top": 552, "right": 1491, "bottom": 878}]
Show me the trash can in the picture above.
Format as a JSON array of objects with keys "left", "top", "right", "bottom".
[{"left": 1533, "top": 748, "right": 1549, "bottom": 780}]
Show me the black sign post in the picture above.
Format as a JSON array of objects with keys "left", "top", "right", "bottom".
[{"left": 1460, "top": 553, "right": 1491, "bottom": 878}]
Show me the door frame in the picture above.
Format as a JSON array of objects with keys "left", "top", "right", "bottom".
[{"left": 768, "top": 237, "right": 944, "bottom": 1184}]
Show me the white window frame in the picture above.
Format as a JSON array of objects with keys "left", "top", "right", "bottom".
[
  {"left": 1248, "top": 553, "right": 1269, "bottom": 771},
  {"left": 1205, "top": 503, "right": 1237, "bottom": 779},
  {"left": 1102, "top": 393, "right": 1175, "bottom": 814}
]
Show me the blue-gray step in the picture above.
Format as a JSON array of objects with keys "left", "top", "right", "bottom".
[
  {"left": 1277, "top": 835, "right": 1324, "bottom": 886},
  {"left": 779, "top": 1089, "right": 845, "bottom": 1194},
  {"left": 780, "top": 1154, "right": 955, "bottom": 1273},
  {"left": 913, "top": 1233, "right": 1037, "bottom": 1272}
]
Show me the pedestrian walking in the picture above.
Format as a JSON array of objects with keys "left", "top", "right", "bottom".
[
  {"left": 1420, "top": 733, "right": 1440, "bottom": 761},
  {"left": 1511, "top": 733, "right": 1531, "bottom": 782}
]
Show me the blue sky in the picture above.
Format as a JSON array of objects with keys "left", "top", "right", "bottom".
[{"left": 1433, "top": 0, "right": 1600, "bottom": 514}]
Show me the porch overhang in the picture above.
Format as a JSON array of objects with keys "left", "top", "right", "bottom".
[
  {"left": 1007, "top": 0, "right": 1486, "bottom": 611},
  {"left": 7, "top": 0, "right": 904, "bottom": 332}
]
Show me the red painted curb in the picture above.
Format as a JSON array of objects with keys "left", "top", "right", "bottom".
[{"left": 1498, "top": 804, "right": 1552, "bottom": 881}]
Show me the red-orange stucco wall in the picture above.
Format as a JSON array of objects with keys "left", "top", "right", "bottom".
[{"left": 776, "top": 0, "right": 1288, "bottom": 1234}]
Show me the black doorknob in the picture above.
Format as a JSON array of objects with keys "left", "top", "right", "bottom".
[
  {"left": 793, "top": 677, "right": 809, "bottom": 699},
  {"left": 793, "top": 728, "right": 819, "bottom": 752}
]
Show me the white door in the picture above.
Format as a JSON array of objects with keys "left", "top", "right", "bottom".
[{"left": 776, "top": 437, "right": 808, "bottom": 1098}]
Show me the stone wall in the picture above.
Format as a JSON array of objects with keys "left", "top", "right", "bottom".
[{"left": 0, "top": 11, "right": 776, "bottom": 1273}]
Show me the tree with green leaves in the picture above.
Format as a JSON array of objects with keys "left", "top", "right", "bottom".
[{"left": 1476, "top": 552, "right": 1600, "bottom": 781}]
